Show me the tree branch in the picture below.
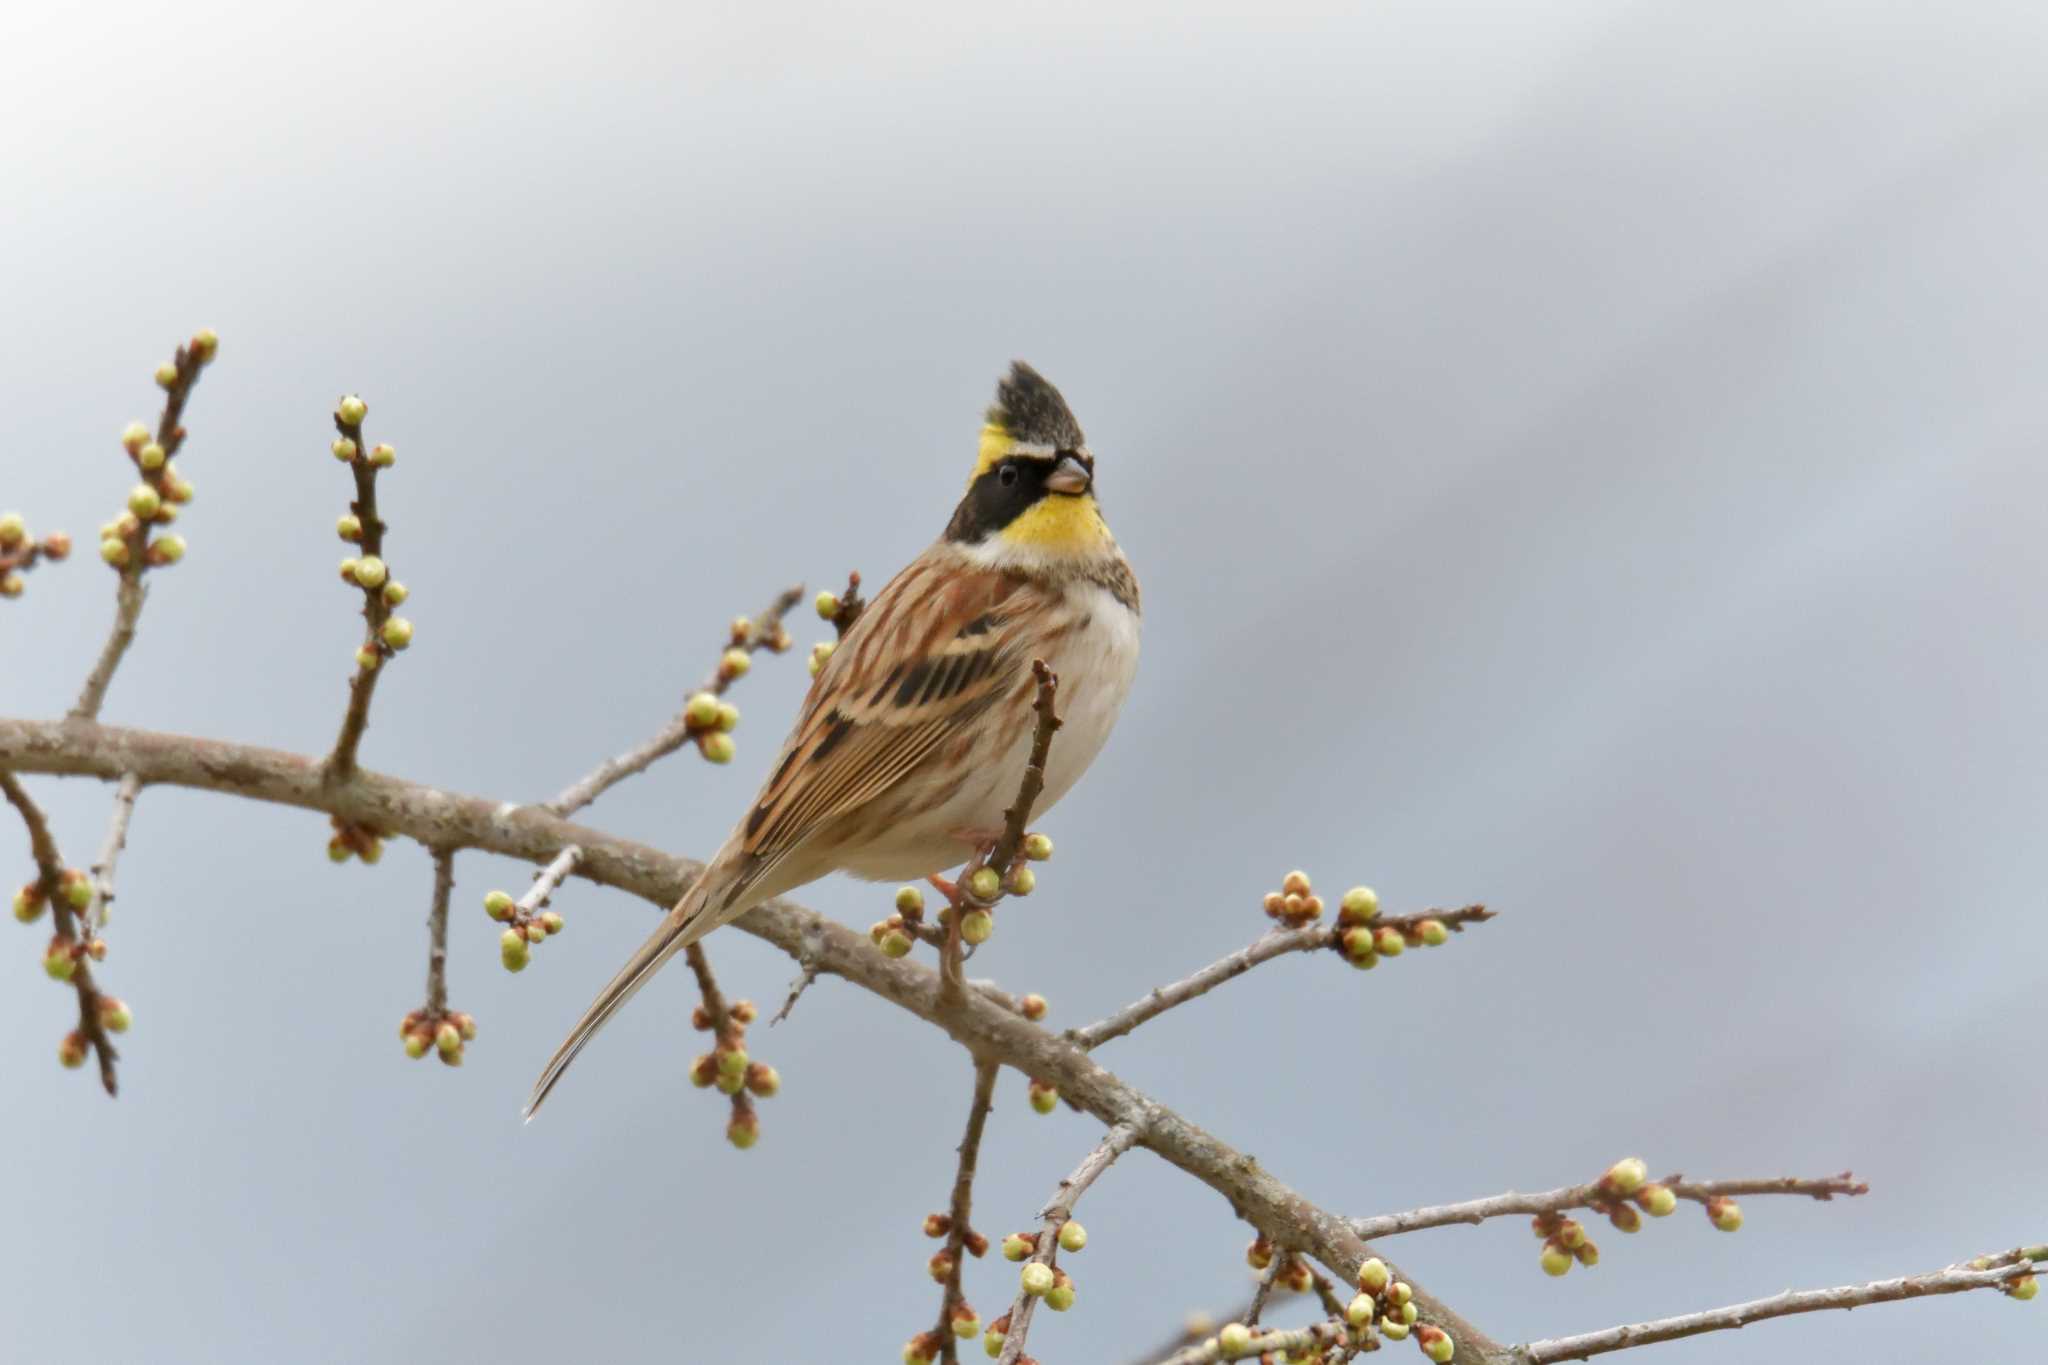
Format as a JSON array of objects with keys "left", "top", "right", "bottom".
[
  {"left": 546, "top": 585, "right": 802, "bottom": 819},
  {"left": 930, "top": 1057, "right": 1001, "bottom": 1362},
  {"left": 71, "top": 333, "right": 215, "bottom": 721},
  {"left": 1352, "top": 1172, "right": 1869, "bottom": 1241},
  {"left": 1512, "top": 1252, "right": 2044, "bottom": 1362},
  {"left": 1, "top": 769, "right": 119, "bottom": 1094},
  {"left": 325, "top": 396, "right": 401, "bottom": 778},
  {"left": 996, "top": 1121, "right": 1142, "bottom": 1364},
  {"left": 424, "top": 848, "right": 454, "bottom": 1018},
  {"left": 85, "top": 771, "right": 142, "bottom": 934},
  {"left": 1068, "top": 905, "right": 1494, "bottom": 1051}
]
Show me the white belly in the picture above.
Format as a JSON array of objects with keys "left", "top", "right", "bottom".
[{"left": 836, "top": 584, "right": 1140, "bottom": 881}]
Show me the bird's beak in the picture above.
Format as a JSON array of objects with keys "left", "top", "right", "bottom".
[{"left": 1045, "top": 453, "right": 1092, "bottom": 496}]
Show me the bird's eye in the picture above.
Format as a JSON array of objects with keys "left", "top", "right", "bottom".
[{"left": 998, "top": 463, "right": 1019, "bottom": 488}]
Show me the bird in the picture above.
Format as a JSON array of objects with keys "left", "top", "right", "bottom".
[{"left": 525, "top": 362, "right": 1141, "bottom": 1118}]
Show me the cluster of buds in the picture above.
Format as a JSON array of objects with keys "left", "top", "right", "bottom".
[
  {"left": 868, "top": 834, "right": 1052, "bottom": 961},
  {"left": 686, "top": 995, "right": 776, "bottom": 1148},
  {"left": 918, "top": 1209, "right": 990, "bottom": 1343},
  {"left": 810, "top": 572, "right": 867, "bottom": 672},
  {"left": 398, "top": 1006, "right": 477, "bottom": 1066},
  {"left": 483, "top": 888, "right": 564, "bottom": 971},
  {"left": 0, "top": 512, "right": 71, "bottom": 599},
  {"left": 1342, "top": 1256, "right": 1448, "bottom": 1359},
  {"left": 326, "top": 816, "right": 388, "bottom": 864},
  {"left": 1327, "top": 881, "right": 1450, "bottom": 970},
  {"left": 330, "top": 394, "right": 416, "bottom": 674},
  {"left": 683, "top": 689, "right": 742, "bottom": 764},
  {"left": 41, "top": 928, "right": 110, "bottom": 981},
  {"left": 13, "top": 866, "right": 90, "bottom": 925},
  {"left": 1536, "top": 1158, "right": 1725, "bottom": 1278},
  {"left": 99, "top": 334, "right": 215, "bottom": 574}
]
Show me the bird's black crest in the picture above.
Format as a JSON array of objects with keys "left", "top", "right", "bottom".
[{"left": 987, "top": 361, "right": 1085, "bottom": 449}]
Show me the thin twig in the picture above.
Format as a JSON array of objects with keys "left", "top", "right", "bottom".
[
  {"left": 424, "top": 849, "right": 454, "bottom": 1017},
  {"left": 85, "top": 772, "right": 142, "bottom": 933},
  {"left": 1513, "top": 1252, "right": 2043, "bottom": 1362},
  {"left": 325, "top": 402, "right": 394, "bottom": 778},
  {"left": 932, "top": 1057, "right": 1002, "bottom": 1362},
  {"left": 1068, "top": 905, "right": 1494, "bottom": 1051},
  {"left": 1351, "top": 1172, "right": 1869, "bottom": 1241},
  {"left": 769, "top": 920, "right": 826, "bottom": 1026},
  {"left": 518, "top": 845, "right": 583, "bottom": 917},
  {"left": 72, "top": 337, "right": 213, "bottom": 721},
  {"left": 996, "top": 1121, "right": 1142, "bottom": 1365},
  {"left": 685, "top": 941, "right": 756, "bottom": 1140},
  {"left": 1155, "top": 1320, "right": 1345, "bottom": 1365},
  {"left": 546, "top": 585, "right": 803, "bottom": 819},
  {"left": 1242, "top": 1248, "right": 1287, "bottom": 1328},
  {"left": 1, "top": 770, "right": 118, "bottom": 1094}
]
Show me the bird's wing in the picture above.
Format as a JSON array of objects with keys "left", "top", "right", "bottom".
[{"left": 720, "top": 551, "right": 1038, "bottom": 902}]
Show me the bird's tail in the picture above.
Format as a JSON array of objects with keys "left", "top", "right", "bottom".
[{"left": 523, "top": 872, "right": 724, "bottom": 1121}]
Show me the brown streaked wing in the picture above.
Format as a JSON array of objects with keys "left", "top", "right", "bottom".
[{"left": 734, "top": 552, "right": 1036, "bottom": 874}]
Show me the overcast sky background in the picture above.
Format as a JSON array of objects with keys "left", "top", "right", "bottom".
[{"left": 3, "top": 2, "right": 2045, "bottom": 1361}]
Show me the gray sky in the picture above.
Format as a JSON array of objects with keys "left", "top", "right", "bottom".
[{"left": 4, "top": 2, "right": 2045, "bottom": 1360}]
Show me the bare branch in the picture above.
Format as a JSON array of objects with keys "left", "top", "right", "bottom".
[
  {"left": 85, "top": 772, "right": 142, "bottom": 934},
  {"left": 1512, "top": 1252, "right": 2044, "bottom": 1362},
  {"left": 683, "top": 942, "right": 762, "bottom": 1146},
  {"left": 1, "top": 770, "right": 119, "bottom": 1094},
  {"left": 72, "top": 334, "right": 215, "bottom": 721},
  {"left": 424, "top": 849, "right": 454, "bottom": 1017},
  {"left": 1154, "top": 1320, "right": 1344, "bottom": 1365},
  {"left": 518, "top": 845, "right": 582, "bottom": 917},
  {"left": 931, "top": 1057, "right": 1001, "bottom": 1361},
  {"left": 324, "top": 397, "right": 403, "bottom": 777},
  {"left": 1352, "top": 1171, "right": 1869, "bottom": 1241},
  {"left": 546, "top": 585, "right": 803, "bottom": 819},
  {"left": 0, "top": 712, "right": 1567, "bottom": 1365},
  {"left": 1069, "top": 905, "right": 1494, "bottom": 1051},
  {"left": 996, "top": 1121, "right": 1141, "bottom": 1364}
]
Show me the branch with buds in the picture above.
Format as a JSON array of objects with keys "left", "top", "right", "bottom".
[
  {"left": 1, "top": 331, "right": 2039, "bottom": 1365},
  {"left": 0, "top": 511, "right": 73, "bottom": 600}
]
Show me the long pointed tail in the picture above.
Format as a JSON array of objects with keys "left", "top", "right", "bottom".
[{"left": 523, "top": 877, "right": 720, "bottom": 1121}]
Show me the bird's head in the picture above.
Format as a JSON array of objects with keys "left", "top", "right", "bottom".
[{"left": 944, "top": 362, "right": 1114, "bottom": 560}]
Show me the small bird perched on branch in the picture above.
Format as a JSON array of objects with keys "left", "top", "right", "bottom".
[{"left": 526, "top": 362, "right": 1141, "bottom": 1117}]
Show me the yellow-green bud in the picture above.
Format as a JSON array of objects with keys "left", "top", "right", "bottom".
[
  {"left": 99, "top": 998, "right": 132, "bottom": 1033},
  {"left": 1400, "top": 1300, "right": 1419, "bottom": 1325},
  {"left": 352, "top": 555, "right": 387, "bottom": 589},
  {"left": 382, "top": 617, "right": 414, "bottom": 650},
  {"left": 1044, "top": 1277, "right": 1075, "bottom": 1312},
  {"left": 1540, "top": 1244, "right": 1573, "bottom": 1276},
  {"left": 381, "top": 580, "right": 409, "bottom": 607},
  {"left": 950, "top": 1309, "right": 979, "bottom": 1340},
  {"left": 155, "top": 362, "right": 179, "bottom": 389},
  {"left": 720, "top": 647, "right": 751, "bottom": 678},
  {"left": 1027, "top": 1080, "right": 1058, "bottom": 1115},
  {"left": 715, "top": 701, "right": 740, "bottom": 732},
  {"left": 1022, "top": 832, "right": 1054, "bottom": 861},
  {"left": 192, "top": 328, "right": 219, "bottom": 359},
  {"left": 1002, "top": 1232, "right": 1034, "bottom": 1261},
  {"left": 1341, "top": 886, "right": 1379, "bottom": 919},
  {"left": 726, "top": 1112, "right": 759, "bottom": 1149},
  {"left": 1575, "top": 1240, "right": 1600, "bottom": 1267},
  {"left": 1005, "top": 866, "right": 1036, "bottom": 896},
  {"left": 1418, "top": 918, "right": 1449, "bottom": 945},
  {"left": 1057, "top": 1221, "right": 1087, "bottom": 1252},
  {"left": 338, "top": 395, "right": 367, "bottom": 424},
  {"left": 1381, "top": 1318, "right": 1411, "bottom": 1342},
  {"left": 336, "top": 514, "right": 362, "bottom": 541},
  {"left": 138, "top": 442, "right": 166, "bottom": 471},
  {"left": 436, "top": 1022, "right": 462, "bottom": 1055},
  {"left": 967, "top": 867, "right": 1001, "bottom": 901},
  {"left": 1019, "top": 1263, "right": 1055, "bottom": 1297},
  {"left": 1638, "top": 1184, "right": 1677, "bottom": 1217},
  {"left": 484, "top": 890, "right": 516, "bottom": 921},
  {"left": 11, "top": 886, "right": 45, "bottom": 923},
  {"left": 100, "top": 537, "right": 130, "bottom": 567},
  {"left": 44, "top": 942, "right": 76, "bottom": 980},
  {"left": 454, "top": 1012, "right": 477, "bottom": 1040},
  {"left": 895, "top": 885, "right": 925, "bottom": 915},
  {"left": 332, "top": 437, "right": 358, "bottom": 462},
  {"left": 1357, "top": 1257, "right": 1390, "bottom": 1294},
  {"left": 1708, "top": 1198, "right": 1743, "bottom": 1232},
  {"left": 538, "top": 911, "right": 563, "bottom": 935},
  {"left": 878, "top": 927, "right": 913, "bottom": 957},
  {"left": 717, "top": 1047, "right": 750, "bottom": 1079},
  {"left": 128, "top": 485, "right": 161, "bottom": 518},
  {"left": 1019, "top": 993, "right": 1048, "bottom": 1021},
  {"left": 960, "top": 909, "right": 994, "bottom": 945},
  {"left": 523, "top": 920, "right": 547, "bottom": 943},
  {"left": 808, "top": 640, "right": 834, "bottom": 676},
  {"left": 354, "top": 645, "right": 381, "bottom": 670},
  {"left": 327, "top": 838, "right": 351, "bottom": 863},
  {"left": 121, "top": 422, "right": 150, "bottom": 454},
  {"left": 150, "top": 533, "right": 186, "bottom": 565},
  {"left": 339, "top": 557, "right": 360, "bottom": 582},
  {"left": 1346, "top": 1293, "right": 1374, "bottom": 1328},
  {"left": 500, "top": 928, "right": 531, "bottom": 971},
  {"left": 2008, "top": 1274, "right": 2038, "bottom": 1301},
  {"left": 1605, "top": 1158, "right": 1648, "bottom": 1195},
  {"left": 0, "top": 571, "right": 20, "bottom": 598},
  {"left": 61, "top": 871, "right": 92, "bottom": 910},
  {"left": 685, "top": 692, "right": 721, "bottom": 728},
  {"left": 745, "top": 1062, "right": 781, "bottom": 1097},
  {"left": 1390, "top": 1281, "right": 1413, "bottom": 1306},
  {"left": 1372, "top": 926, "right": 1405, "bottom": 957},
  {"left": 403, "top": 1030, "right": 430, "bottom": 1059},
  {"left": 815, "top": 590, "right": 839, "bottom": 619},
  {"left": 1218, "top": 1323, "right": 1253, "bottom": 1358},
  {"left": 59, "top": 1031, "right": 89, "bottom": 1069},
  {"left": 1420, "top": 1326, "right": 1455, "bottom": 1362},
  {"left": 699, "top": 731, "right": 735, "bottom": 764},
  {"left": 369, "top": 443, "right": 395, "bottom": 468}
]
